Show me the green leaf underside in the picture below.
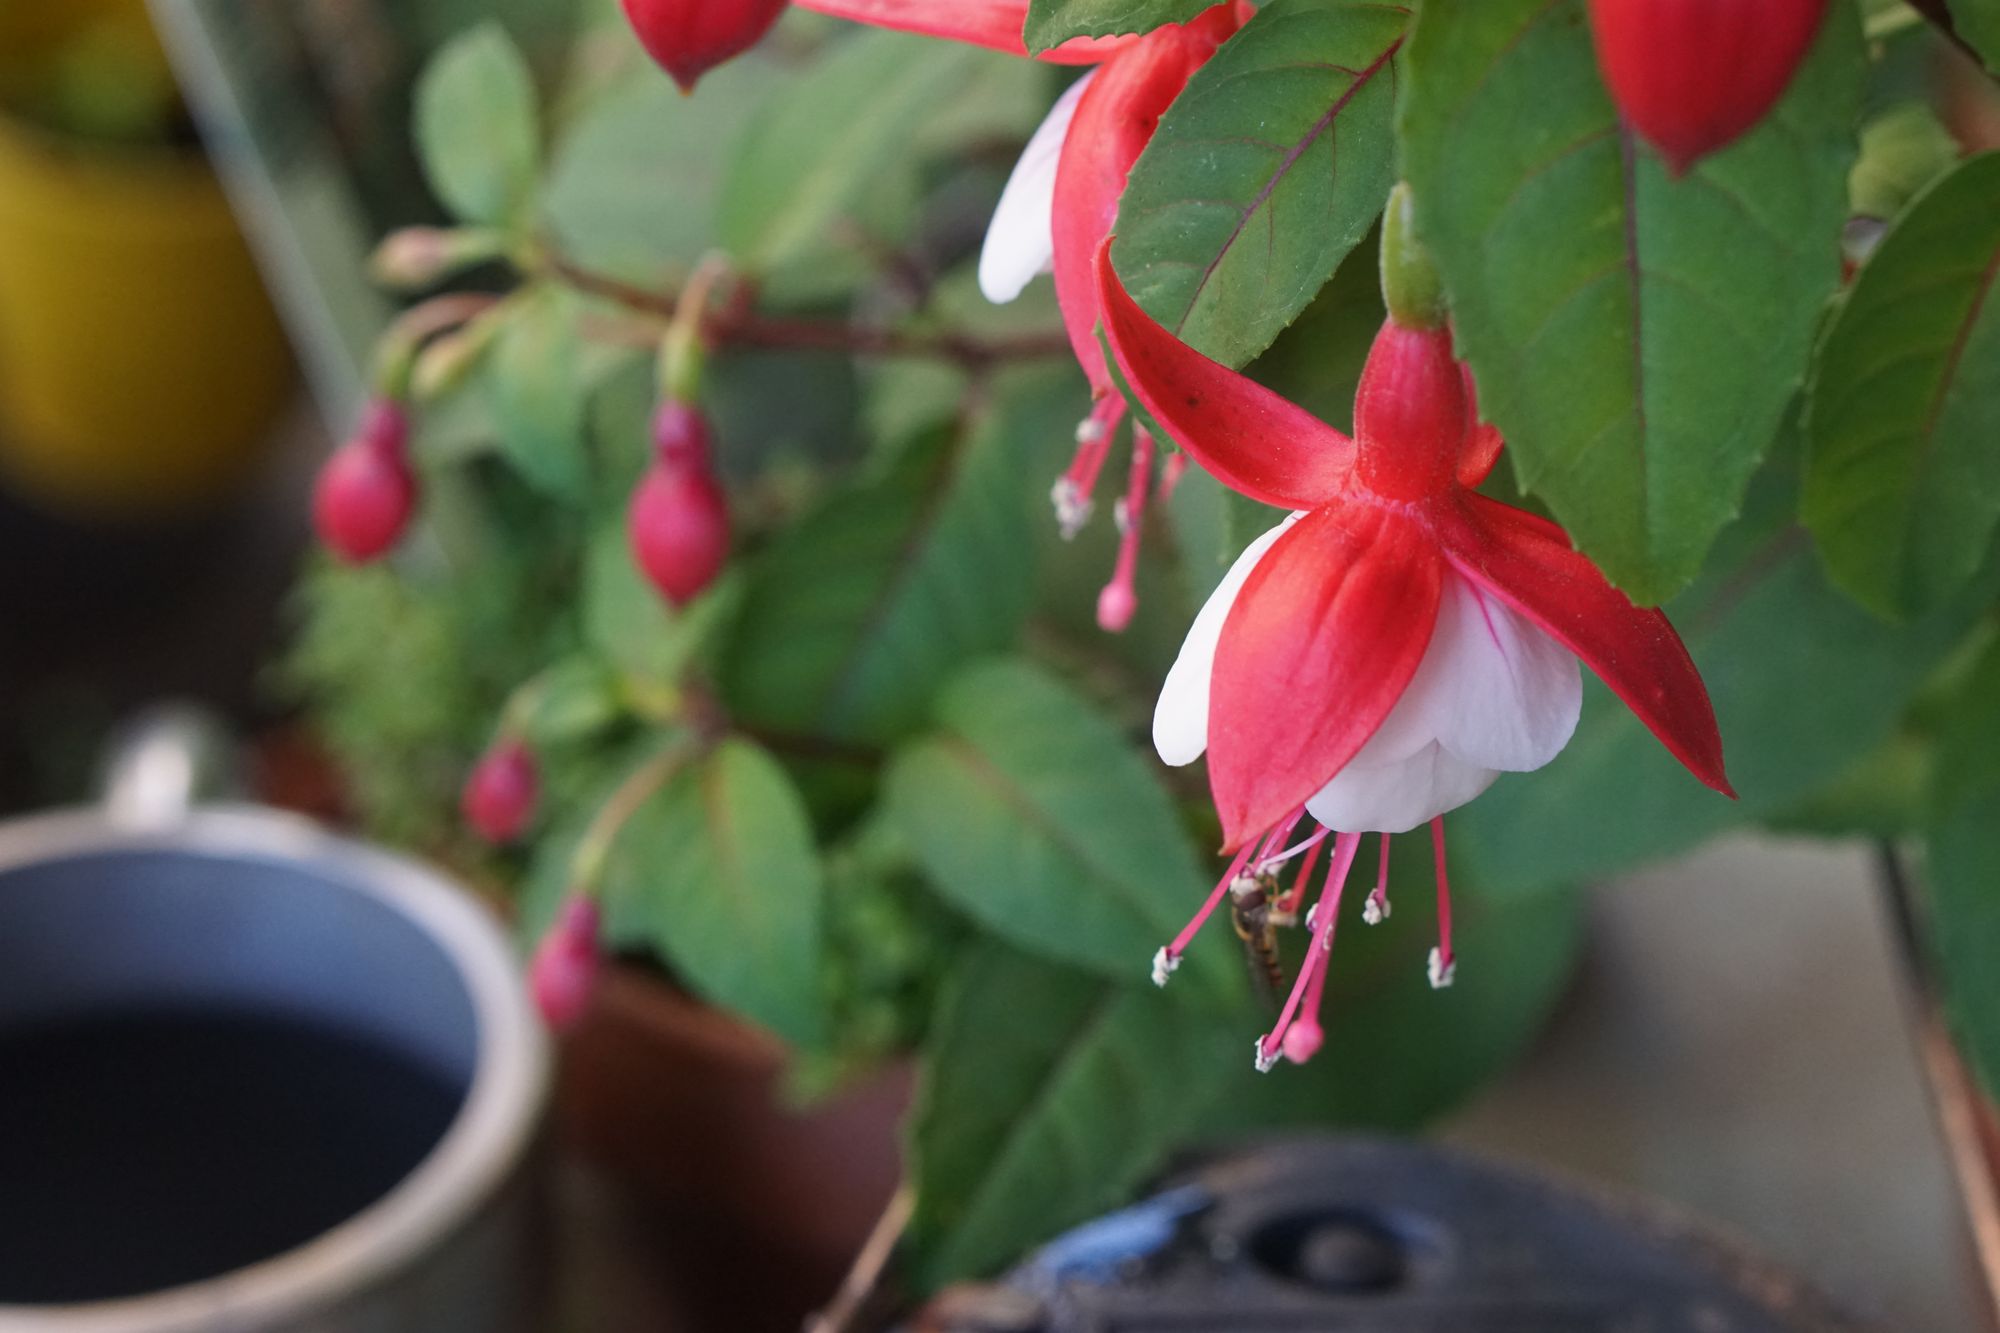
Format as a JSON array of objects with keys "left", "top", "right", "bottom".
[
  {"left": 724, "top": 379, "right": 1070, "bottom": 745},
  {"left": 1457, "top": 462, "right": 1995, "bottom": 895},
  {"left": 1948, "top": 0, "right": 2000, "bottom": 74},
  {"left": 718, "top": 32, "right": 990, "bottom": 272},
  {"left": 884, "top": 659, "right": 1216, "bottom": 979},
  {"left": 1025, "top": 0, "right": 1217, "bottom": 53},
  {"left": 413, "top": 22, "right": 541, "bottom": 229},
  {"left": 1803, "top": 152, "right": 2000, "bottom": 619},
  {"left": 1925, "top": 638, "right": 2000, "bottom": 1112},
  {"left": 1114, "top": 0, "right": 1404, "bottom": 368},
  {"left": 1399, "top": 0, "right": 1862, "bottom": 604},
  {"left": 486, "top": 289, "right": 589, "bottom": 501},
  {"left": 905, "top": 940, "right": 1238, "bottom": 1287},
  {"left": 607, "top": 738, "right": 823, "bottom": 1045}
]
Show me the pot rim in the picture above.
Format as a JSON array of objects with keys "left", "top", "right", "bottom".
[{"left": 0, "top": 804, "right": 550, "bottom": 1333}]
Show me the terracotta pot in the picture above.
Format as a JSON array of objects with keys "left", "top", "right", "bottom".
[{"left": 555, "top": 961, "right": 911, "bottom": 1332}]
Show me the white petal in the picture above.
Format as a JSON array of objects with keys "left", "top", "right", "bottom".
[
  {"left": 1414, "top": 574, "right": 1581, "bottom": 771},
  {"left": 1153, "top": 513, "right": 1300, "bottom": 767},
  {"left": 978, "top": 71, "right": 1094, "bottom": 304},
  {"left": 1305, "top": 743, "right": 1499, "bottom": 835}
]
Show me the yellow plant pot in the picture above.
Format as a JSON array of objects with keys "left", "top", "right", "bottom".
[{"left": 0, "top": 3, "right": 293, "bottom": 519}]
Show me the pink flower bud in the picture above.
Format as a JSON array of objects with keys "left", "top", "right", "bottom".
[
  {"left": 651, "top": 400, "right": 712, "bottom": 472},
  {"left": 1588, "top": 0, "right": 1828, "bottom": 175},
  {"left": 530, "top": 895, "right": 603, "bottom": 1033},
  {"left": 312, "top": 401, "right": 415, "bottom": 563},
  {"left": 461, "top": 739, "right": 540, "bottom": 845},
  {"left": 628, "top": 460, "right": 730, "bottom": 607},
  {"left": 620, "top": 0, "right": 789, "bottom": 93}
]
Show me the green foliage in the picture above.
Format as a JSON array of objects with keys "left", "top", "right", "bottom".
[
  {"left": 1803, "top": 153, "right": 2000, "bottom": 619},
  {"left": 486, "top": 288, "right": 592, "bottom": 501},
  {"left": 607, "top": 739, "right": 826, "bottom": 1045},
  {"left": 414, "top": 23, "right": 543, "bottom": 229},
  {"left": 1114, "top": 0, "right": 1403, "bottom": 366},
  {"left": 722, "top": 382, "right": 1071, "bottom": 745},
  {"left": 1949, "top": 0, "right": 2000, "bottom": 73},
  {"left": 1924, "top": 638, "right": 2000, "bottom": 1107},
  {"left": 1024, "top": 0, "right": 1216, "bottom": 52},
  {"left": 1399, "top": 0, "right": 1863, "bottom": 604},
  {"left": 883, "top": 658, "right": 1219, "bottom": 981}
]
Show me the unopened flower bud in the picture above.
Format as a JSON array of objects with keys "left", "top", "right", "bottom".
[
  {"left": 530, "top": 894, "right": 603, "bottom": 1032},
  {"left": 1588, "top": 0, "right": 1828, "bottom": 175},
  {"left": 312, "top": 400, "right": 416, "bottom": 563},
  {"left": 620, "top": 0, "right": 788, "bottom": 93},
  {"left": 461, "top": 739, "right": 540, "bottom": 845},
  {"left": 368, "top": 227, "right": 504, "bottom": 291},
  {"left": 629, "top": 457, "right": 730, "bottom": 607}
]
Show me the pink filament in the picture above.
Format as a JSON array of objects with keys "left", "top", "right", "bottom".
[
  {"left": 1157, "top": 450, "right": 1189, "bottom": 503},
  {"left": 1259, "top": 830, "right": 1360, "bottom": 1064},
  {"left": 1163, "top": 842, "right": 1256, "bottom": 962},
  {"left": 1059, "top": 397, "right": 1128, "bottom": 510},
  {"left": 1368, "top": 832, "right": 1393, "bottom": 918},
  {"left": 1279, "top": 826, "right": 1329, "bottom": 917},
  {"left": 1096, "top": 427, "right": 1156, "bottom": 632}
]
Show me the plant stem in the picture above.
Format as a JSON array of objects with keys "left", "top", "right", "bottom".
[
  {"left": 544, "top": 255, "right": 1073, "bottom": 369},
  {"left": 570, "top": 739, "right": 697, "bottom": 894},
  {"left": 805, "top": 1186, "right": 915, "bottom": 1333}
]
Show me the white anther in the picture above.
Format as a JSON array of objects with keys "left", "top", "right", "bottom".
[
  {"left": 1151, "top": 947, "right": 1179, "bottom": 988},
  {"left": 1253, "top": 1038, "right": 1279, "bottom": 1074},
  {"left": 1050, "top": 478, "right": 1093, "bottom": 539},
  {"left": 1363, "top": 894, "right": 1390, "bottom": 926},
  {"left": 1112, "top": 497, "right": 1133, "bottom": 536},
  {"left": 1075, "top": 415, "right": 1108, "bottom": 445},
  {"left": 1427, "top": 947, "right": 1457, "bottom": 990}
]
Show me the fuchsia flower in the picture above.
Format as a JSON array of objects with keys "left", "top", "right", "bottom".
[
  {"left": 801, "top": 0, "right": 1252, "bottom": 629},
  {"left": 1096, "top": 241, "right": 1734, "bottom": 1067}
]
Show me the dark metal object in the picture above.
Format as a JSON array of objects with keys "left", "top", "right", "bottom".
[{"left": 921, "top": 1138, "right": 1876, "bottom": 1332}]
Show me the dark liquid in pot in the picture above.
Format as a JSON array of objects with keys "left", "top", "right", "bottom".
[{"left": 0, "top": 1011, "right": 465, "bottom": 1304}]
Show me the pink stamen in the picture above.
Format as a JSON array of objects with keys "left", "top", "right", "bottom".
[
  {"left": 1279, "top": 827, "right": 1328, "bottom": 918},
  {"left": 1153, "top": 841, "right": 1256, "bottom": 985},
  {"left": 1260, "top": 822, "right": 1331, "bottom": 873},
  {"left": 1257, "top": 830, "right": 1360, "bottom": 1070},
  {"left": 1364, "top": 832, "right": 1393, "bottom": 925},
  {"left": 1157, "top": 450, "right": 1189, "bottom": 504},
  {"left": 1429, "top": 816, "right": 1457, "bottom": 988},
  {"left": 1052, "top": 397, "right": 1128, "bottom": 539},
  {"left": 1096, "top": 427, "right": 1156, "bottom": 632},
  {"left": 1281, "top": 938, "right": 1333, "bottom": 1064}
]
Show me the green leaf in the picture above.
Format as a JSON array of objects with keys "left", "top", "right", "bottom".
[
  {"left": 1802, "top": 152, "right": 2000, "bottom": 619},
  {"left": 1923, "top": 638, "right": 2000, "bottom": 1108},
  {"left": 718, "top": 32, "right": 987, "bottom": 273},
  {"left": 582, "top": 520, "right": 737, "bottom": 687},
  {"left": 904, "top": 940, "right": 1239, "bottom": 1288},
  {"left": 1399, "top": 0, "right": 1864, "bottom": 604},
  {"left": 1456, "top": 462, "right": 1995, "bottom": 895},
  {"left": 608, "top": 739, "right": 824, "bottom": 1045},
  {"left": 1848, "top": 102, "right": 1962, "bottom": 221},
  {"left": 882, "top": 659, "right": 1214, "bottom": 980},
  {"left": 1947, "top": 0, "right": 2000, "bottom": 73},
  {"left": 544, "top": 57, "right": 780, "bottom": 281},
  {"left": 1113, "top": 0, "right": 1403, "bottom": 366},
  {"left": 723, "top": 380, "right": 1070, "bottom": 744},
  {"left": 1024, "top": 0, "right": 1213, "bottom": 52},
  {"left": 519, "top": 656, "right": 623, "bottom": 745},
  {"left": 414, "top": 22, "right": 542, "bottom": 229},
  {"left": 485, "top": 289, "right": 590, "bottom": 501}
]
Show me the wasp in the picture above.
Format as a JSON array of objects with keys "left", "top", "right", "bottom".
[{"left": 1229, "top": 871, "right": 1295, "bottom": 1010}]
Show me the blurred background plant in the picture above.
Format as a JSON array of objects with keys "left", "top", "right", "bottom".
[{"left": 166, "top": 0, "right": 2000, "bottom": 1316}]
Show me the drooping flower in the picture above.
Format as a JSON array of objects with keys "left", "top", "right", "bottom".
[
  {"left": 1588, "top": 0, "right": 1829, "bottom": 175},
  {"left": 530, "top": 894, "right": 604, "bottom": 1033},
  {"left": 630, "top": 402, "right": 731, "bottom": 606},
  {"left": 1096, "top": 239, "right": 1733, "bottom": 1067},
  {"left": 801, "top": 0, "right": 1252, "bottom": 628}
]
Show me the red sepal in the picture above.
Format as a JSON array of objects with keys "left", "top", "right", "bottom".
[
  {"left": 1096, "top": 239, "right": 1353, "bottom": 509},
  {"left": 1208, "top": 502, "right": 1445, "bottom": 849},
  {"left": 1457, "top": 364, "right": 1504, "bottom": 488},
  {"left": 794, "top": 0, "right": 1125, "bottom": 61},
  {"left": 1052, "top": 13, "right": 1242, "bottom": 387},
  {"left": 1436, "top": 494, "right": 1734, "bottom": 797}
]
